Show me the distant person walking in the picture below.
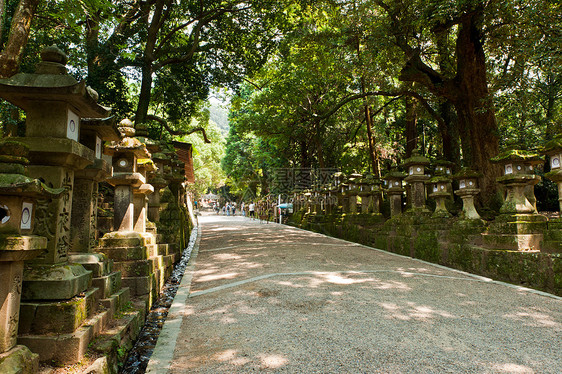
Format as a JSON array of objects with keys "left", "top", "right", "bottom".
[{"left": 249, "top": 202, "right": 255, "bottom": 218}]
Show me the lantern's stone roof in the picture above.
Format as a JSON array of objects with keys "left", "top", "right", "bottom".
[
  {"left": 490, "top": 149, "right": 543, "bottom": 164},
  {"left": 403, "top": 150, "right": 430, "bottom": 167},
  {"left": 0, "top": 45, "right": 111, "bottom": 118},
  {"left": 81, "top": 117, "right": 121, "bottom": 142},
  {"left": 428, "top": 175, "right": 452, "bottom": 183},
  {"left": 384, "top": 170, "right": 407, "bottom": 179},
  {"left": 542, "top": 135, "right": 562, "bottom": 155},
  {"left": 137, "top": 158, "right": 158, "bottom": 172},
  {"left": 0, "top": 140, "right": 64, "bottom": 197},
  {"left": 433, "top": 159, "right": 455, "bottom": 167},
  {"left": 452, "top": 168, "right": 482, "bottom": 180}
]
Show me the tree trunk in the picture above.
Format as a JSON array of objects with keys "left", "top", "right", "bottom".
[
  {"left": 135, "top": 63, "right": 154, "bottom": 124},
  {"left": 404, "top": 96, "right": 417, "bottom": 158},
  {"left": 365, "top": 105, "right": 381, "bottom": 177},
  {"left": 0, "top": 0, "right": 6, "bottom": 45},
  {"left": 452, "top": 11, "right": 500, "bottom": 203},
  {"left": 134, "top": 0, "right": 165, "bottom": 124},
  {"left": 438, "top": 100, "right": 460, "bottom": 166},
  {"left": 0, "top": 0, "right": 39, "bottom": 78}
]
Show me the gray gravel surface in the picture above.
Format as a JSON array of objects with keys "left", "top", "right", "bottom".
[{"left": 152, "top": 213, "right": 562, "bottom": 374}]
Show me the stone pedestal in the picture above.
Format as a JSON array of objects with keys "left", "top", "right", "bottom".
[{"left": 455, "top": 189, "right": 481, "bottom": 220}]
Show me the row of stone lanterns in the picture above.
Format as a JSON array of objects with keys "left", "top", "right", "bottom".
[{"left": 0, "top": 46, "right": 190, "bottom": 370}]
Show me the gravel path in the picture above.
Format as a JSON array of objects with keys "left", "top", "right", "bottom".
[{"left": 147, "top": 213, "right": 562, "bottom": 373}]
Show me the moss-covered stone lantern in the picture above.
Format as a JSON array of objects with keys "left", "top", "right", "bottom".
[
  {"left": 453, "top": 168, "right": 482, "bottom": 220},
  {"left": 428, "top": 175, "right": 452, "bottom": 218},
  {"left": 384, "top": 168, "right": 407, "bottom": 217},
  {"left": 542, "top": 135, "right": 562, "bottom": 212},
  {"left": 368, "top": 175, "right": 384, "bottom": 214},
  {"left": 346, "top": 172, "right": 362, "bottom": 214},
  {"left": 0, "top": 45, "right": 112, "bottom": 305},
  {"left": 490, "top": 149, "right": 543, "bottom": 214},
  {"left": 485, "top": 149, "right": 546, "bottom": 251},
  {"left": 357, "top": 174, "right": 371, "bottom": 214},
  {"left": 403, "top": 150, "right": 430, "bottom": 212}
]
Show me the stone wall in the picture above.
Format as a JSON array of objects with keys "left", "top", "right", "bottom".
[{"left": 290, "top": 212, "right": 562, "bottom": 296}]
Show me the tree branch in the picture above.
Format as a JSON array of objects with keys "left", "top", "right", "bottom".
[{"left": 145, "top": 114, "right": 211, "bottom": 143}]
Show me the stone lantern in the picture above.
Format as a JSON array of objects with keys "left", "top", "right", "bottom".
[
  {"left": 104, "top": 119, "right": 150, "bottom": 232},
  {"left": 357, "top": 175, "right": 371, "bottom": 214},
  {"left": 542, "top": 135, "right": 562, "bottom": 212},
  {"left": 490, "top": 149, "right": 543, "bottom": 214},
  {"left": 403, "top": 150, "right": 430, "bottom": 212},
  {"left": 485, "top": 149, "right": 546, "bottom": 251},
  {"left": 369, "top": 177, "right": 384, "bottom": 215},
  {"left": 69, "top": 118, "right": 120, "bottom": 251},
  {"left": 0, "top": 141, "right": 62, "bottom": 373},
  {"left": 0, "top": 45, "right": 111, "bottom": 304},
  {"left": 384, "top": 168, "right": 406, "bottom": 217},
  {"left": 346, "top": 173, "right": 362, "bottom": 214},
  {"left": 453, "top": 168, "right": 483, "bottom": 220},
  {"left": 428, "top": 175, "right": 452, "bottom": 217}
]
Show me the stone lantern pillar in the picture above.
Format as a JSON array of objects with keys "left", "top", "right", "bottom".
[
  {"left": 542, "top": 135, "right": 562, "bottom": 212},
  {"left": 332, "top": 172, "right": 345, "bottom": 213},
  {"left": 0, "top": 141, "right": 63, "bottom": 373},
  {"left": 340, "top": 182, "right": 350, "bottom": 213},
  {"left": 368, "top": 177, "right": 384, "bottom": 214},
  {"left": 453, "top": 168, "right": 483, "bottom": 220},
  {"left": 484, "top": 149, "right": 546, "bottom": 251},
  {"left": 134, "top": 159, "right": 156, "bottom": 233},
  {"left": 358, "top": 175, "right": 371, "bottom": 214},
  {"left": 403, "top": 150, "right": 430, "bottom": 212},
  {"left": 384, "top": 169, "right": 407, "bottom": 217},
  {"left": 346, "top": 173, "right": 361, "bottom": 214}
]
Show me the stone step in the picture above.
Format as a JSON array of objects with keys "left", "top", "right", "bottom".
[
  {"left": 158, "top": 243, "right": 169, "bottom": 256},
  {"left": 19, "top": 288, "right": 99, "bottom": 335},
  {"left": 18, "top": 309, "right": 111, "bottom": 365},
  {"left": 68, "top": 253, "right": 113, "bottom": 277},
  {"left": 113, "top": 257, "right": 161, "bottom": 277},
  {"left": 100, "top": 288, "right": 131, "bottom": 320},
  {"left": 122, "top": 273, "right": 157, "bottom": 297},
  {"left": 97, "top": 245, "right": 152, "bottom": 261},
  {"left": 481, "top": 233, "right": 543, "bottom": 251},
  {"left": 92, "top": 271, "right": 122, "bottom": 299},
  {"left": 88, "top": 308, "right": 144, "bottom": 373}
]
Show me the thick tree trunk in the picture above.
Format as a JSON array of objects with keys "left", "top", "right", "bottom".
[
  {"left": 135, "top": 63, "right": 153, "bottom": 124},
  {"left": 452, "top": 11, "right": 500, "bottom": 203},
  {"left": 0, "top": 0, "right": 39, "bottom": 78},
  {"left": 0, "top": 0, "right": 6, "bottom": 45},
  {"left": 438, "top": 101, "right": 460, "bottom": 166},
  {"left": 365, "top": 105, "right": 381, "bottom": 177},
  {"left": 404, "top": 97, "right": 417, "bottom": 158}
]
